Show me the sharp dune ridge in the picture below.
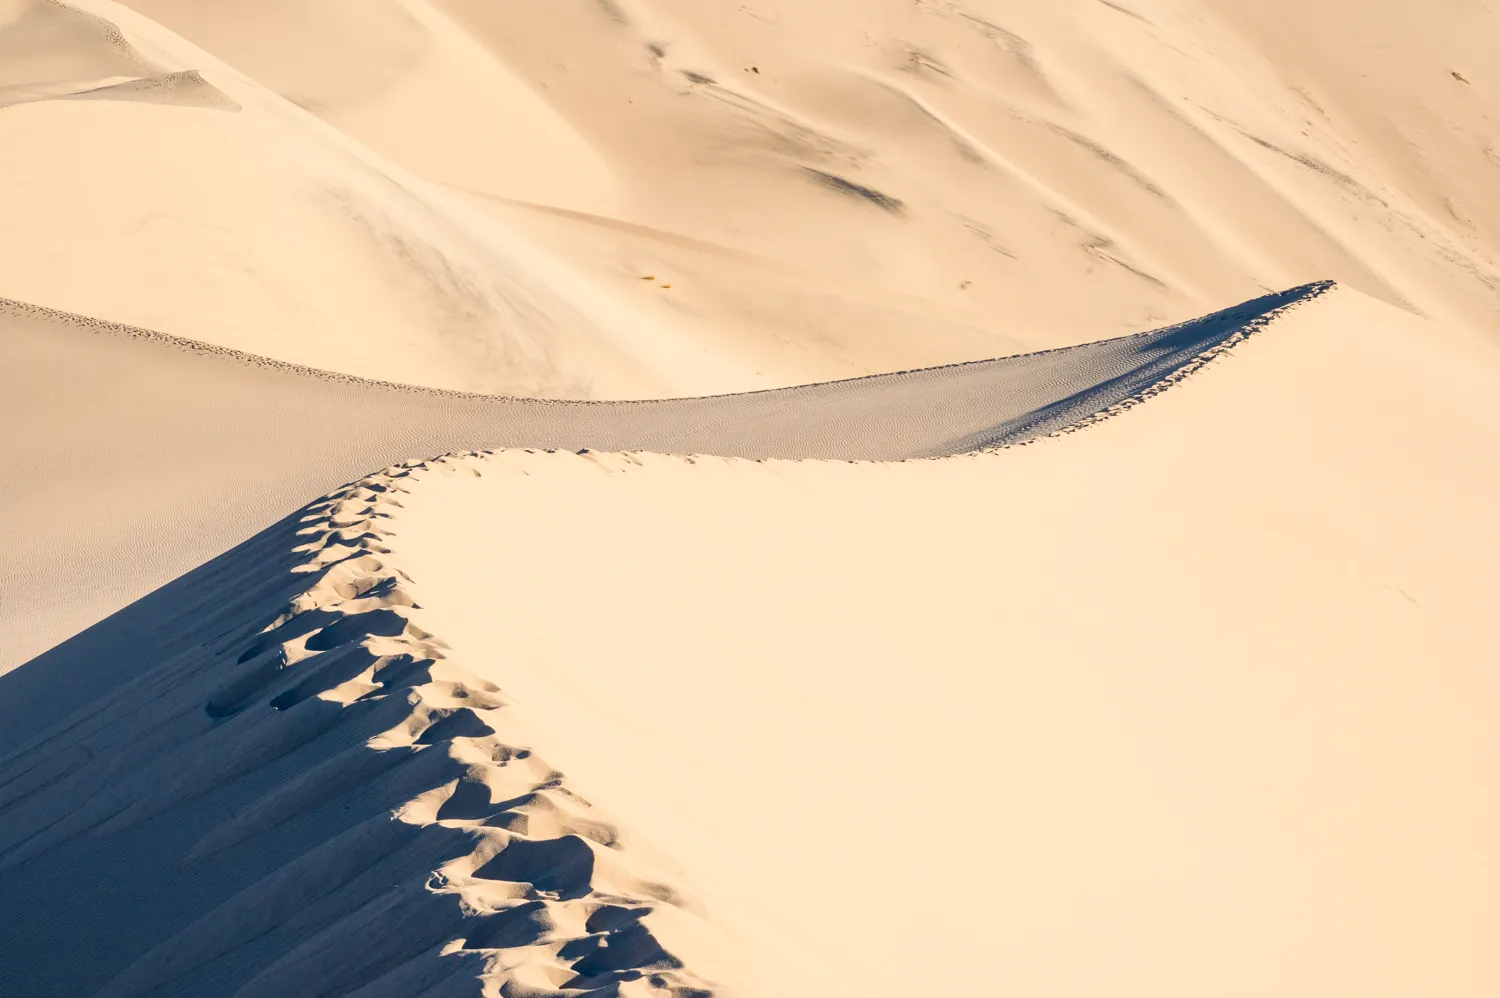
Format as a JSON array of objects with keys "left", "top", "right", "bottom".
[
  {"left": 4, "top": 282, "right": 1499, "bottom": 997},
  {"left": 0, "top": 281, "right": 1327, "bottom": 676},
  {"left": 4, "top": 0, "right": 1500, "bottom": 996}
]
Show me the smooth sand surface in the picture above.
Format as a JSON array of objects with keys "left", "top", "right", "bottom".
[
  {"left": 400, "top": 289, "right": 1500, "bottom": 996},
  {"left": 3, "top": 0, "right": 1499, "bottom": 400},
  {"left": 2, "top": 286, "right": 1497, "bottom": 997},
  {"left": 4, "top": 0, "right": 1500, "bottom": 996}
]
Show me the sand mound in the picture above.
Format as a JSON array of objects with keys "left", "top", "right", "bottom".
[{"left": 2, "top": 284, "right": 1495, "bottom": 996}]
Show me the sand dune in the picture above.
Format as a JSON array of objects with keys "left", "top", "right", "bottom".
[
  {"left": 4, "top": 0, "right": 1498, "bottom": 402},
  {"left": 5, "top": 1, "right": 1500, "bottom": 996},
  {"left": 0, "top": 281, "right": 1321, "bottom": 695},
  {"left": 0, "top": 0, "right": 744, "bottom": 399},
  {"left": 0, "top": 0, "right": 1025, "bottom": 399},
  {"left": 2, "top": 285, "right": 1496, "bottom": 997}
]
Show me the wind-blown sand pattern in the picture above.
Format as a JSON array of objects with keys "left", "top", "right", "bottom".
[
  {"left": 5, "top": 0, "right": 1500, "bottom": 399},
  {"left": 4, "top": 283, "right": 1498, "bottom": 997},
  {"left": 3, "top": 0, "right": 1500, "bottom": 996}
]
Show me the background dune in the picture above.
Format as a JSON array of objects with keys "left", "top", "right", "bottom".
[{"left": 3, "top": 0, "right": 1498, "bottom": 401}]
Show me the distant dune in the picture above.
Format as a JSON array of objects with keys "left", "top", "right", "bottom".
[
  {"left": 4, "top": 0, "right": 1499, "bottom": 401},
  {"left": 3, "top": 1, "right": 1499, "bottom": 996}
]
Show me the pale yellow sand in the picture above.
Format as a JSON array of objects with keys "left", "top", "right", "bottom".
[
  {"left": 0, "top": 283, "right": 1320, "bottom": 715},
  {"left": 3, "top": 0, "right": 1498, "bottom": 401},
  {"left": 3, "top": 0, "right": 1500, "bottom": 995},
  {"left": 1, "top": 287, "right": 1495, "bottom": 996},
  {"left": 388, "top": 287, "right": 1500, "bottom": 996}
]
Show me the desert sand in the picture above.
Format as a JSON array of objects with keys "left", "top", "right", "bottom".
[{"left": 2, "top": 1, "right": 1499, "bottom": 996}]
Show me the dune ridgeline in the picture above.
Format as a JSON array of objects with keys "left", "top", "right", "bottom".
[{"left": 2, "top": 2, "right": 1498, "bottom": 997}]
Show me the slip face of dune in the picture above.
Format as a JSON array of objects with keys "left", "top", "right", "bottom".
[{"left": 1, "top": 286, "right": 1496, "bottom": 997}]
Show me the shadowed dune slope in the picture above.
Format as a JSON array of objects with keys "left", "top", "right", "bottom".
[
  {"left": 0, "top": 464, "right": 720, "bottom": 998},
  {"left": 5, "top": 1, "right": 1499, "bottom": 995},
  {"left": 0, "top": 283, "right": 1495, "bottom": 998},
  {"left": 0, "top": 281, "right": 1324, "bottom": 680}
]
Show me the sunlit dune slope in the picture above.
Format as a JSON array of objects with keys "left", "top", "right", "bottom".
[
  {"left": 0, "top": 0, "right": 815, "bottom": 399},
  {"left": 0, "top": 0, "right": 1021, "bottom": 398},
  {"left": 3, "top": 0, "right": 1499, "bottom": 400},
  {"left": 4, "top": 1, "right": 1498, "bottom": 996},
  {"left": 0, "top": 283, "right": 1494, "bottom": 998},
  {"left": 0, "top": 282, "right": 1321, "bottom": 679}
]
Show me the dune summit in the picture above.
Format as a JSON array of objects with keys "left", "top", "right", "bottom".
[{"left": 3, "top": 1, "right": 1500, "bottom": 997}]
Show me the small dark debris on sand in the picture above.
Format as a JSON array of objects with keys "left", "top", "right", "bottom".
[{"left": 803, "top": 169, "right": 905, "bottom": 214}]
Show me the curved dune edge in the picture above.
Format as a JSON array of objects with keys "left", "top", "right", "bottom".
[
  {"left": 7, "top": 0, "right": 1500, "bottom": 393},
  {"left": 2, "top": 281, "right": 1498, "bottom": 996},
  {"left": 0, "top": 281, "right": 1331, "bottom": 676},
  {"left": 0, "top": 279, "right": 1334, "bottom": 409}
]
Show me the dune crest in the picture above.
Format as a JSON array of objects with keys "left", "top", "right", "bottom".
[
  {"left": 0, "top": 461, "right": 713, "bottom": 997},
  {"left": 2, "top": 283, "right": 1497, "bottom": 996}
]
